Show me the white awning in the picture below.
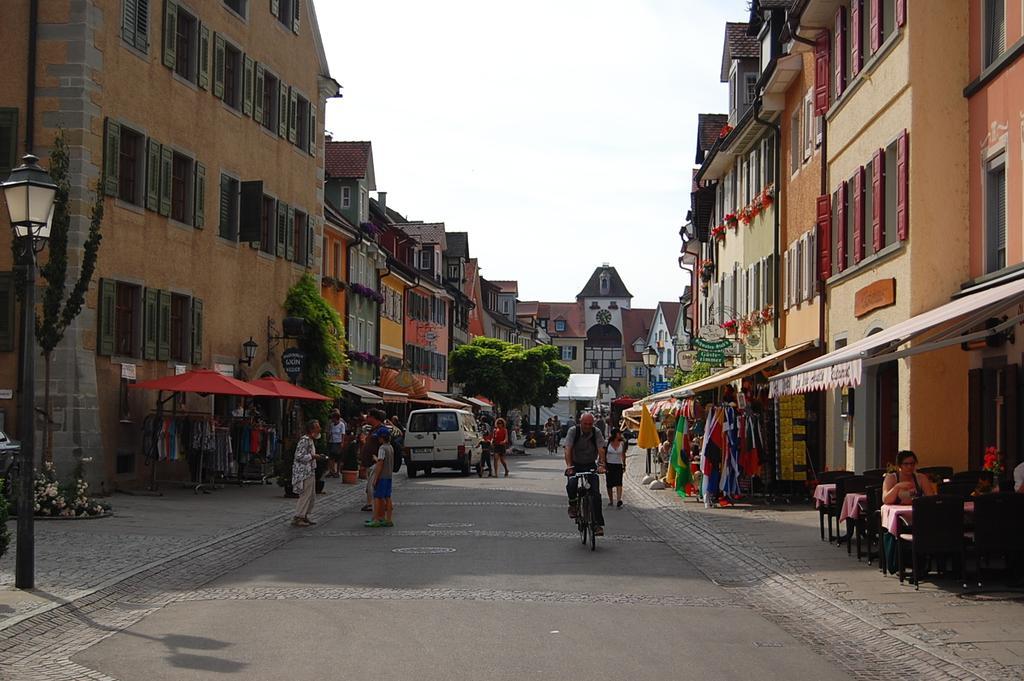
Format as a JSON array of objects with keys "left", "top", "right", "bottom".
[
  {"left": 425, "top": 391, "right": 468, "bottom": 408},
  {"left": 558, "top": 373, "right": 600, "bottom": 401},
  {"left": 333, "top": 382, "right": 383, "bottom": 403},
  {"left": 770, "top": 274, "right": 1024, "bottom": 397},
  {"left": 460, "top": 396, "right": 494, "bottom": 409},
  {"left": 359, "top": 385, "right": 408, "bottom": 403}
]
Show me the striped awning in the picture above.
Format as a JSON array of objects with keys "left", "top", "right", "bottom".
[{"left": 332, "top": 382, "right": 383, "bottom": 403}]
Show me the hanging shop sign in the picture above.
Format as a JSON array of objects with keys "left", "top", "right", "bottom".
[
  {"left": 696, "top": 349, "right": 726, "bottom": 366},
  {"left": 282, "top": 348, "right": 306, "bottom": 380},
  {"left": 694, "top": 338, "right": 732, "bottom": 351},
  {"left": 120, "top": 363, "right": 137, "bottom": 380},
  {"left": 697, "top": 324, "right": 726, "bottom": 342}
]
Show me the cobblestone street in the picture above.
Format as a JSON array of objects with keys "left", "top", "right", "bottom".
[{"left": 0, "top": 448, "right": 1022, "bottom": 680}]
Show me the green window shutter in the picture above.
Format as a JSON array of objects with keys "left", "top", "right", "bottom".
[
  {"left": 239, "top": 180, "right": 264, "bottom": 242},
  {"left": 285, "top": 207, "right": 295, "bottom": 260},
  {"left": 104, "top": 118, "right": 120, "bottom": 197},
  {"left": 254, "top": 63, "right": 265, "bottom": 124},
  {"left": 158, "top": 145, "right": 172, "bottom": 216},
  {"left": 271, "top": 0, "right": 279, "bottom": 17},
  {"left": 277, "top": 82, "right": 288, "bottom": 138},
  {"left": 287, "top": 89, "right": 298, "bottom": 144},
  {"left": 213, "top": 33, "right": 225, "bottom": 99},
  {"left": 123, "top": 0, "right": 139, "bottom": 46},
  {"left": 191, "top": 298, "right": 203, "bottom": 365},
  {"left": 143, "top": 288, "right": 158, "bottom": 359},
  {"left": 308, "top": 101, "right": 316, "bottom": 156},
  {"left": 194, "top": 162, "right": 206, "bottom": 228},
  {"left": 198, "top": 24, "right": 210, "bottom": 90},
  {"left": 145, "top": 138, "right": 161, "bottom": 211},
  {"left": 292, "top": 0, "right": 301, "bottom": 33},
  {"left": 0, "top": 273, "right": 13, "bottom": 352},
  {"left": 242, "top": 56, "right": 254, "bottom": 117},
  {"left": 135, "top": 0, "right": 151, "bottom": 51},
  {"left": 98, "top": 279, "right": 116, "bottom": 356},
  {"left": 162, "top": 0, "right": 177, "bottom": 69},
  {"left": 157, "top": 290, "right": 171, "bottom": 361},
  {"left": 276, "top": 201, "right": 288, "bottom": 257}
]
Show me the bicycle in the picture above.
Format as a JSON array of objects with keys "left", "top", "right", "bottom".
[
  {"left": 545, "top": 432, "right": 558, "bottom": 454},
  {"left": 567, "top": 471, "right": 599, "bottom": 551}
]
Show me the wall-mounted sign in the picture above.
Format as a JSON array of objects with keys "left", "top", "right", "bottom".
[
  {"left": 174, "top": 364, "right": 188, "bottom": 375},
  {"left": 282, "top": 348, "right": 306, "bottom": 380},
  {"left": 694, "top": 338, "right": 732, "bottom": 351},
  {"left": 854, "top": 278, "right": 896, "bottom": 318},
  {"left": 120, "top": 363, "right": 137, "bottom": 380},
  {"left": 214, "top": 363, "right": 235, "bottom": 377},
  {"left": 0, "top": 389, "right": 12, "bottom": 400},
  {"left": 697, "top": 349, "right": 726, "bottom": 366},
  {"left": 698, "top": 324, "right": 726, "bottom": 342}
]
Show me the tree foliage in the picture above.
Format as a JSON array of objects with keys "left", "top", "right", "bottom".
[
  {"left": 670, "top": 360, "right": 715, "bottom": 388},
  {"left": 622, "top": 384, "right": 650, "bottom": 399},
  {"left": 449, "top": 338, "right": 569, "bottom": 414},
  {"left": 284, "top": 273, "right": 347, "bottom": 422}
]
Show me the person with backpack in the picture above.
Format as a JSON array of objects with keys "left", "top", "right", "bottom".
[
  {"left": 564, "top": 412, "right": 607, "bottom": 536},
  {"left": 388, "top": 416, "right": 405, "bottom": 473}
]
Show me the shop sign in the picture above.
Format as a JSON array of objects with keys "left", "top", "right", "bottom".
[
  {"left": 120, "top": 363, "right": 136, "bottom": 380},
  {"left": 698, "top": 324, "right": 726, "bottom": 342},
  {"left": 174, "top": 364, "right": 188, "bottom": 375},
  {"left": 282, "top": 348, "right": 305, "bottom": 380},
  {"left": 770, "top": 359, "right": 862, "bottom": 397},
  {"left": 676, "top": 351, "right": 695, "bottom": 372},
  {"left": 214, "top": 362, "right": 235, "bottom": 377},
  {"left": 0, "top": 389, "right": 12, "bottom": 400},
  {"left": 694, "top": 338, "right": 732, "bottom": 351},
  {"left": 697, "top": 349, "right": 726, "bottom": 366},
  {"left": 854, "top": 278, "right": 896, "bottom": 318}
]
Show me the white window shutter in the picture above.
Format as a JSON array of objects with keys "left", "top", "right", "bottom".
[
  {"left": 784, "top": 249, "right": 792, "bottom": 309},
  {"left": 808, "top": 230, "right": 818, "bottom": 298}
]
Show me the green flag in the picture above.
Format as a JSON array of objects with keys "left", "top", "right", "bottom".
[{"left": 670, "top": 415, "right": 691, "bottom": 496}]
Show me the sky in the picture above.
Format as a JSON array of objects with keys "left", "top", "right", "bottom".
[{"left": 316, "top": 0, "right": 741, "bottom": 309}]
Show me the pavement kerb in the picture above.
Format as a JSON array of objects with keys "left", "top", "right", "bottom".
[
  {"left": 0, "top": 479, "right": 367, "bottom": 636},
  {"left": 622, "top": 456, "right": 992, "bottom": 681}
]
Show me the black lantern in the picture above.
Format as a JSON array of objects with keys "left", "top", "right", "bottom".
[
  {"left": 641, "top": 346, "right": 658, "bottom": 369},
  {"left": 240, "top": 337, "right": 258, "bottom": 366}
]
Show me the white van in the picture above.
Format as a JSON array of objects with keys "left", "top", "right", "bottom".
[{"left": 404, "top": 408, "right": 482, "bottom": 477}]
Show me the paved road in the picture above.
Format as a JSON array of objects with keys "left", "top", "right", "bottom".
[{"left": 69, "top": 452, "right": 849, "bottom": 681}]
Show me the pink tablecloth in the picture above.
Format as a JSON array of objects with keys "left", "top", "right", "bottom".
[
  {"left": 881, "top": 501, "right": 975, "bottom": 535},
  {"left": 813, "top": 483, "right": 836, "bottom": 508},
  {"left": 839, "top": 493, "right": 867, "bottom": 523}
]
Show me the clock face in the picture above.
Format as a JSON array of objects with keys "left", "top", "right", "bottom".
[{"left": 596, "top": 309, "right": 612, "bottom": 325}]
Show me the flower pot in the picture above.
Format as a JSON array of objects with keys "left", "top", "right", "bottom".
[{"left": 341, "top": 469, "right": 359, "bottom": 484}]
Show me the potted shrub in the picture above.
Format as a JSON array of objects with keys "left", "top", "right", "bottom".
[{"left": 341, "top": 437, "right": 359, "bottom": 484}]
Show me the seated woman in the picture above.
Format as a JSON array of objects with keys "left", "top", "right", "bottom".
[
  {"left": 971, "top": 470, "right": 995, "bottom": 496},
  {"left": 882, "top": 450, "right": 937, "bottom": 505}
]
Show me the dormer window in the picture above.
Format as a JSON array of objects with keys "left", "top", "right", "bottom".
[
  {"left": 419, "top": 249, "right": 433, "bottom": 271},
  {"left": 599, "top": 273, "right": 610, "bottom": 294},
  {"left": 555, "top": 320, "right": 566, "bottom": 332}
]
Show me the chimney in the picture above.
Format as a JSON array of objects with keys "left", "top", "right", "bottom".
[{"left": 378, "top": 191, "right": 387, "bottom": 213}]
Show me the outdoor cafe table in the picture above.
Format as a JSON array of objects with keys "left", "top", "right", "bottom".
[
  {"left": 813, "top": 483, "right": 836, "bottom": 508},
  {"left": 881, "top": 501, "right": 976, "bottom": 535},
  {"left": 839, "top": 493, "right": 868, "bottom": 523}
]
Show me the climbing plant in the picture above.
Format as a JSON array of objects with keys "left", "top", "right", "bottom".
[{"left": 283, "top": 273, "right": 347, "bottom": 422}]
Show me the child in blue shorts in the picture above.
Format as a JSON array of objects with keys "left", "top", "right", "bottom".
[{"left": 366, "top": 429, "right": 394, "bottom": 528}]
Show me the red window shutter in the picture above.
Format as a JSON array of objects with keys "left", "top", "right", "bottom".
[
  {"left": 851, "top": 0, "right": 862, "bottom": 76},
  {"left": 837, "top": 181, "right": 848, "bottom": 272},
  {"left": 873, "top": 148, "right": 885, "bottom": 250},
  {"left": 853, "top": 167, "right": 865, "bottom": 263},
  {"left": 896, "top": 0, "right": 906, "bottom": 27},
  {"left": 897, "top": 129, "right": 909, "bottom": 240},
  {"left": 835, "top": 6, "right": 847, "bottom": 98},
  {"left": 870, "top": 0, "right": 882, "bottom": 53},
  {"left": 814, "top": 31, "right": 830, "bottom": 115},
  {"left": 817, "top": 195, "right": 832, "bottom": 281}
]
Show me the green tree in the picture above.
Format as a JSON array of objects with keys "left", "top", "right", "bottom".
[
  {"left": 449, "top": 338, "right": 569, "bottom": 415},
  {"left": 449, "top": 337, "right": 513, "bottom": 411},
  {"left": 670, "top": 360, "right": 715, "bottom": 388},
  {"left": 23, "top": 130, "right": 104, "bottom": 463},
  {"left": 622, "top": 384, "right": 650, "bottom": 399},
  {"left": 283, "top": 273, "right": 347, "bottom": 423}
]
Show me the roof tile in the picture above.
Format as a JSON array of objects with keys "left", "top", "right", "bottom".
[{"left": 325, "top": 141, "right": 372, "bottom": 179}]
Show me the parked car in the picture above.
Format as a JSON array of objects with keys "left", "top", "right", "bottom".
[
  {"left": 0, "top": 430, "right": 18, "bottom": 459},
  {"left": 404, "top": 408, "right": 482, "bottom": 477}
]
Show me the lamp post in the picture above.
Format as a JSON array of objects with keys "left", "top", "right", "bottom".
[
  {"left": 239, "top": 337, "right": 258, "bottom": 366},
  {"left": 641, "top": 346, "right": 658, "bottom": 475},
  {"left": 3, "top": 154, "right": 58, "bottom": 590}
]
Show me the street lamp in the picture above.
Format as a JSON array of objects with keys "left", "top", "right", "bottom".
[
  {"left": 239, "top": 337, "right": 258, "bottom": 366},
  {"left": 3, "top": 154, "right": 58, "bottom": 590},
  {"left": 642, "top": 346, "right": 658, "bottom": 389}
]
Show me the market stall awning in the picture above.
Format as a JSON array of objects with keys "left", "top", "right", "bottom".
[
  {"left": 332, "top": 382, "right": 383, "bottom": 403},
  {"left": 130, "top": 369, "right": 277, "bottom": 397},
  {"left": 250, "top": 376, "right": 332, "bottom": 401},
  {"left": 357, "top": 385, "right": 407, "bottom": 403},
  {"left": 558, "top": 373, "right": 600, "bottom": 401},
  {"left": 770, "top": 275, "right": 1024, "bottom": 397},
  {"left": 425, "top": 391, "right": 469, "bottom": 408},
  {"left": 459, "top": 396, "right": 493, "bottom": 409}
]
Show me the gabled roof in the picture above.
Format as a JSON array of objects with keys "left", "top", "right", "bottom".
[
  {"left": 446, "top": 232, "right": 469, "bottom": 259},
  {"left": 576, "top": 265, "right": 632, "bottom": 300},
  {"left": 543, "top": 302, "right": 585, "bottom": 338},
  {"left": 657, "top": 301, "right": 684, "bottom": 336},
  {"left": 721, "top": 22, "right": 760, "bottom": 82},
  {"left": 399, "top": 222, "right": 446, "bottom": 249},
  {"left": 621, "top": 308, "right": 656, "bottom": 362},
  {"left": 517, "top": 301, "right": 539, "bottom": 315},
  {"left": 325, "top": 141, "right": 375, "bottom": 189},
  {"left": 696, "top": 114, "right": 729, "bottom": 165},
  {"left": 490, "top": 280, "right": 518, "bottom": 295}
]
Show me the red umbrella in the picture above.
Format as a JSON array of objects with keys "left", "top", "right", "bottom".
[
  {"left": 248, "top": 376, "right": 332, "bottom": 402},
  {"left": 129, "top": 369, "right": 277, "bottom": 397}
]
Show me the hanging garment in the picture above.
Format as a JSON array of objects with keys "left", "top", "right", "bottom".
[
  {"left": 700, "top": 408, "right": 723, "bottom": 500},
  {"left": 669, "top": 415, "right": 692, "bottom": 497},
  {"left": 719, "top": 406, "right": 742, "bottom": 498},
  {"left": 739, "top": 410, "right": 764, "bottom": 478}
]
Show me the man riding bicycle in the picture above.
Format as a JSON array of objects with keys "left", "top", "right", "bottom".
[{"left": 564, "top": 412, "right": 607, "bottom": 536}]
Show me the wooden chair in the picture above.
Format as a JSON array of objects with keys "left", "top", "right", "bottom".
[
  {"left": 856, "top": 483, "right": 883, "bottom": 564},
  {"left": 834, "top": 475, "right": 869, "bottom": 552},
  {"left": 897, "top": 495, "right": 967, "bottom": 590},
  {"left": 816, "top": 471, "right": 853, "bottom": 542},
  {"left": 968, "top": 492, "right": 1024, "bottom": 587},
  {"left": 862, "top": 468, "right": 887, "bottom": 479}
]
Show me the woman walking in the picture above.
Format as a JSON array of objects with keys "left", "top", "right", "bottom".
[
  {"left": 605, "top": 427, "right": 627, "bottom": 508},
  {"left": 492, "top": 417, "right": 510, "bottom": 477},
  {"left": 292, "top": 419, "right": 322, "bottom": 527}
]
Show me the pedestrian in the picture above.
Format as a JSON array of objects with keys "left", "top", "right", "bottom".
[
  {"left": 492, "top": 417, "right": 510, "bottom": 477},
  {"left": 291, "top": 419, "right": 323, "bottom": 527},
  {"left": 605, "top": 427, "right": 627, "bottom": 508},
  {"left": 478, "top": 416, "right": 493, "bottom": 476},
  {"left": 595, "top": 413, "right": 608, "bottom": 438},
  {"left": 564, "top": 412, "right": 607, "bottom": 536},
  {"left": 388, "top": 416, "right": 405, "bottom": 470},
  {"left": 359, "top": 408, "right": 386, "bottom": 512},
  {"left": 366, "top": 429, "right": 395, "bottom": 528},
  {"left": 326, "top": 409, "right": 347, "bottom": 478}
]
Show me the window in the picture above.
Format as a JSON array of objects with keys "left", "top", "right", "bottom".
[
  {"left": 986, "top": 155, "right": 1007, "bottom": 273},
  {"left": 555, "top": 320, "right": 567, "bottom": 332},
  {"left": 218, "top": 174, "right": 239, "bottom": 240},
  {"left": 803, "top": 92, "right": 814, "bottom": 161},
  {"left": 115, "top": 282, "right": 140, "bottom": 357},
  {"left": 223, "top": 43, "right": 242, "bottom": 109},
  {"left": 539, "top": 319, "right": 547, "bottom": 329},
  {"left": 790, "top": 108, "right": 800, "bottom": 174},
  {"left": 223, "top": 0, "right": 246, "bottom": 16},
  {"left": 633, "top": 366, "right": 645, "bottom": 377},
  {"left": 744, "top": 72, "right": 758, "bottom": 105},
  {"left": 260, "top": 195, "right": 275, "bottom": 253},
  {"left": 118, "top": 126, "right": 144, "bottom": 205},
  {"left": 342, "top": 186, "right": 351, "bottom": 208},
  {"left": 333, "top": 242, "right": 341, "bottom": 279},
  {"left": 121, "top": 0, "right": 150, "bottom": 51},
  {"left": 170, "top": 152, "right": 194, "bottom": 224},
  {"left": 274, "top": 0, "right": 300, "bottom": 32},
  {"left": 502, "top": 300, "right": 509, "bottom": 314},
  {"left": 884, "top": 140, "right": 898, "bottom": 246},
  {"left": 173, "top": 7, "right": 197, "bottom": 82},
  {"left": 0, "top": 109, "right": 16, "bottom": 176},
  {"left": 260, "top": 70, "right": 279, "bottom": 132},
  {"left": 447, "top": 263, "right": 460, "bottom": 282},
  {"left": 293, "top": 209, "right": 308, "bottom": 264},
  {"left": 169, "top": 294, "right": 190, "bottom": 361},
  {"left": 295, "top": 95, "right": 309, "bottom": 150},
  {"left": 729, "top": 71, "right": 738, "bottom": 115},
  {"left": 419, "top": 249, "right": 433, "bottom": 271}
]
